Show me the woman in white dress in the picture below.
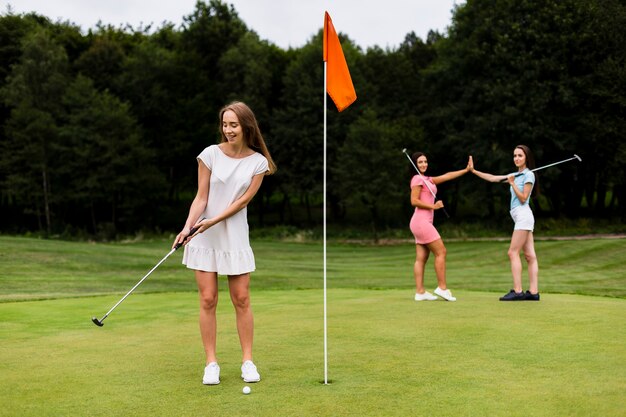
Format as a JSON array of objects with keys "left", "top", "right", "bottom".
[{"left": 173, "top": 101, "right": 276, "bottom": 385}]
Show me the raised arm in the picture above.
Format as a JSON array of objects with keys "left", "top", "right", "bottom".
[
  {"left": 471, "top": 157, "right": 508, "bottom": 183},
  {"left": 472, "top": 169, "right": 508, "bottom": 183},
  {"left": 432, "top": 156, "right": 473, "bottom": 185}
]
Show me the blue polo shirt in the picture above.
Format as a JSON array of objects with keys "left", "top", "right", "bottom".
[{"left": 510, "top": 168, "right": 535, "bottom": 209}]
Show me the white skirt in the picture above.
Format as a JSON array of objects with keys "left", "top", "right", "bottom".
[
  {"left": 510, "top": 204, "right": 535, "bottom": 231},
  {"left": 183, "top": 244, "right": 256, "bottom": 276}
]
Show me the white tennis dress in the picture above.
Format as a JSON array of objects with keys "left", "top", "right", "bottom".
[{"left": 182, "top": 144, "right": 268, "bottom": 275}]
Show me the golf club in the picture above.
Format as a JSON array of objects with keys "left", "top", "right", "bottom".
[
  {"left": 402, "top": 148, "right": 450, "bottom": 218},
  {"left": 522, "top": 154, "right": 582, "bottom": 175},
  {"left": 501, "top": 154, "right": 582, "bottom": 182},
  {"left": 91, "top": 222, "right": 203, "bottom": 327}
]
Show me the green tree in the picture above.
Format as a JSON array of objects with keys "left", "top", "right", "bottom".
[
  {"left": 425, "top": 0, "right": 626, "bottom": 218},
  {"left": 180, "top": 0, "right": 248, "bottom": 114},
  {"left": 59, "top": 75, "right": 165, "bottom": 235},
  {"left": 359, "top": 32, "right": 437, "bottom": 120},
  {"left": 218, "top": 32, "right": 289, "bottom": 224},
  {"left": 115, "top": 32, "right": 199, "bottom": 205},
  {"left": 218, "top": 32, "right": 286, "bottom": 121},
  {"left": 334, "top": 109, "right": 405, "bottom": 240},
  {"left": 74, "top": 35, "right": 126, "bottom": 91},
  {"left": 270, "top": 37, "right": 324, "bottom": 224},
  {"left": 0, "top": 12, "right": 37, "bottom": 88},
  {"left": 0, "top": 29, "right": 69, "bottom": 234}
]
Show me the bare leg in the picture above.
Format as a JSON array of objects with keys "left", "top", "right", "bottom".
[
  {"left": 414, "top": 244, "right": 430, "bottom": 293},
  {"left": 426, "top": 239, "right": 447, "bottom": 290},
  {"left": 523, "top": 232, "right": 539, "bottom": 293},
  {"left": 228, "top": 273, "right": 254, "bottom": 362},
  {"left": 508, "top": 230, "right": 530, "bottom": 293},
  {"left": 195, "top": 270, "right": 218, "bottom": 364}
]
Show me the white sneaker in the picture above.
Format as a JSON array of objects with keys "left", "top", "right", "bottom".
[
  {"left": 434, "top": 287, "right": 456, "bottom": 301},
  {"left": 241, "top": 360, "right": 261, "bottom": 383},
  {"left": 203, "top": 362, "right": 220, "bottom": 385},
  {"left": 414, "top": 291, "right": 438, "bottom": 301}
]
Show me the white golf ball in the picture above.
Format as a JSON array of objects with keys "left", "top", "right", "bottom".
[{"left": 242, "top": 386, "right": 251, "bottom": 395}]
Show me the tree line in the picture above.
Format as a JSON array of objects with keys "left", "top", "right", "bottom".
[{"left": 1, "top": 0, "right": 624, "bottom": 239}]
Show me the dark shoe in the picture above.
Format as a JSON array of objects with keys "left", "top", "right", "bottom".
[
  {"left": 499, "top": 290, "right": 525, "bottom": 301},
  {"left": 525, "top": 290, "right": 540, "bottom": 301}
]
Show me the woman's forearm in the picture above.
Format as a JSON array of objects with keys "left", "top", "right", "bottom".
[
  {"left": 185, "top": 196, "right": 208, "bottom": 229},
  {"left": 473, "top": 169, "right": 506, "bottom": 183},
  {"left": 434, "top": 168, "right": 468, "bottom": 184}
]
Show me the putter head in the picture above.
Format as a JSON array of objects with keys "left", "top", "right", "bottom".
[
  {"left": 574, "top": 154, "right": 582, "bottom": 162},
  {"left": 92, "top": 317, "right": 104, "bottom": 327}
]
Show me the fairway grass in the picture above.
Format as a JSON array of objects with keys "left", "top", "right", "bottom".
[
  {"left": 1, "top": 289, "right": 624, "bottom": 417},
  {"left": 1, "top": 236, "right": 625, "bottom": 301}
]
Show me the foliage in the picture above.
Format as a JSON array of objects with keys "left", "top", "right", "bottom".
[
  {"left": 0, "top": 0, "right": 624, "bottom": 238},
  {"left": 0, "top": 28, "right": 69, "bottom": 234},
  {"left": 333, "top": 108, "right": 406, "bottom": 238},
  {"left": 426, "top": 0, "right": 626, "bottom": 218},
  {"left": 59, "top": 75, "right": 166, "bottom": 235}
]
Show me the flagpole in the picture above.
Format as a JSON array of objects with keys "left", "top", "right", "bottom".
[
  {"left": 323, "top": 60, "right": 329, "bottom": 386},
  {"left": 322, "top": 10, "right": 356, "bottom": 386}
]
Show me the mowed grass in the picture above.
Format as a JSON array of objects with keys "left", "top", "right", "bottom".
[
  {"left": 0, "top": 236, "right": 625, "bottom": 416},
  {"left": 1, "top": 290, "right": 625, "bottom": 417},
  {"left": 0, "top": 236, "right": 624, "bottom": 301}
]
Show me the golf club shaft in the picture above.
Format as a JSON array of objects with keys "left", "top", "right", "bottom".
[
  {"left": 527, "top": 155, "right": 581, "bottom": 174},
  {"left": 94, "top": 223, "right": 202, "bottom": 325},
  {"left": 98, "top": 247, "right": 177, "bottom": 322},
  {"left": 506, "top": 155, "right": 582, "bottom": 181},
  {"left": 402, "top": 150, "right": 450, "bottom": 218}
]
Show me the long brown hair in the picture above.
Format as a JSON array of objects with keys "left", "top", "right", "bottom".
[
  {"left": 515, "top": 144, "right": 539, "bottom": 195},
  {"left": 219, "top": 101, "right": 277, "bottom": 175},
  {"left": 515, "top": 144, "right": 535, "bottom": 170},
  {"left": 408, "top": 151, "right": 427, "bottom": 177}
]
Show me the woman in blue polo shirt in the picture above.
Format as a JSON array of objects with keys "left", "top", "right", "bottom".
[{"left": 470, "top": 145, "right": 540, "bottom": 301}]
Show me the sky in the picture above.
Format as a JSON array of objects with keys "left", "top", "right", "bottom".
[{"left": 6, "top": 0, "right": 463, "bottom": 50}]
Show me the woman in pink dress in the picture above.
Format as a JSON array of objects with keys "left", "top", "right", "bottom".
[{"left": 409, "top": 152, "right": 473, "bottom": 302}]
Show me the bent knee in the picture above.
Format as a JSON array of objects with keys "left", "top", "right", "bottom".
[
  {"left": 416, "top": 254, "right": 429, "bottom": 263},
  {"left": 524, "top": 252, "right": 537, "bottom": 263},
  {"left": 507, "top": 249, "right": 520, "bottom": 258}
]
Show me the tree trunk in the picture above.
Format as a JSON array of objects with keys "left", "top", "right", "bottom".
[
  {"left": 90, "top": 199, "right": 97, "bottom": 234},
  {"left": 42, "top": 167, "right": 51, "bottom": 236},
  {"left": 305, "top": 193, "right": 312, "bottom": 224},
  {"left": 595, "top": 174, "right": 607, "bottom": 215},
  {"left": 369, "top": 204, "right": 379, "bottom": 244}
]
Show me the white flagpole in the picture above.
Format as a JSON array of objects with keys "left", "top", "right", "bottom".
[{"left": 323, "top": 60, "right": 329, "bottom": 385}]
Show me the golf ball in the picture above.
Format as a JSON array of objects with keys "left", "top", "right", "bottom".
[{"left": 242, "top": 386, "right": 251, "bottom": 395}]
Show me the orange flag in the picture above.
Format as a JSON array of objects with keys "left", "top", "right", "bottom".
[{"left": 323, "top": 12, "right": 357, "bottom": 112}]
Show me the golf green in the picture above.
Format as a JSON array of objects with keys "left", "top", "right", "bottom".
[{"left": 1, "top": 289, "right": 624, "bottom": 416}]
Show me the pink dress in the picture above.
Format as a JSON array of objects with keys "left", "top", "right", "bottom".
[{"left": 409, "top": 175, "right": 441, "bottom": 244}]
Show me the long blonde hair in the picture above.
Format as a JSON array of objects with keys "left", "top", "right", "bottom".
[{"left": 219, "top": 101, "right": 277, "bottom": 175}]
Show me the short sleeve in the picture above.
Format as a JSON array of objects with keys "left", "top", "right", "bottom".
[
  {"left": 410, "top": 175, "right": 425, "bottom": 188},
  {"left": 197, "top": 146, "right": 215, "bottom": 170},
  {"left": 524, "top": 171, "right": 535, "bottom": 185},
  {"left": 253, "top": 155, "right": 269, "bottom": 176}
]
